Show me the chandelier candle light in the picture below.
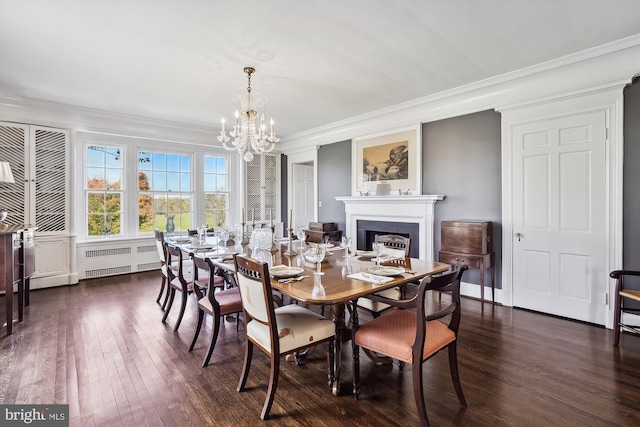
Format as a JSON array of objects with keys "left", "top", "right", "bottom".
[{"left": 218, "top": 67, "right": 279, "bottom": 162}]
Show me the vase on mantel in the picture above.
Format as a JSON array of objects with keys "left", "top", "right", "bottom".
[{"left": 165, "top": 215, "right": 175, "bottom": 233}]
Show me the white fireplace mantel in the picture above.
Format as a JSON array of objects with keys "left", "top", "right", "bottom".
[{"left": 335, "top": 195, "right": 445, "bottom": 261}]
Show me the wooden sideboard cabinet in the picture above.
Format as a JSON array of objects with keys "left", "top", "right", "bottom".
[
  {"left": 1, "top": 224, "right": 36, "bottom": 335},
  {"left": 439, "top": 220, "right": 495, "bottom": 304}
]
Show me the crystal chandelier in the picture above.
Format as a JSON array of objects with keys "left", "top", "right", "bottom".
[{"left": 217, "top": 67, "right": 279, "bottom": 162}]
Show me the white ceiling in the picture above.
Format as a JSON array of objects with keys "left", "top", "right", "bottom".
[{"left": 1, "top": 0, "right": 639, "bottom": 139}]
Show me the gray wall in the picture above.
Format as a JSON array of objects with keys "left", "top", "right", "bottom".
[
  {"left": 623, "top": 77, "right": 640, "bottom": 296},
  {"left": 311, "top": 83, "right": 639, "bottom": 292},
  {"left": 623, "top": 78, "right": 640, "bottom": 271},
  {"left": 317, "top": 141, "right": 351, "bottom": 234},
  {"left": 312, "top": 110, "right": 502, "bottom": 294},
  {"left": 280, "top": 153, "right": 289, "bottom": 232},
  {"left": 423, "top": 110, "right": 502, "bottom": 289}
]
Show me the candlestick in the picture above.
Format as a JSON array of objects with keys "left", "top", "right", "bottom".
[
  {"left": 289, "top": 209, "right": 293, "bottom": 228},
  {"left": 283, "top": 227, "right": 298, "bottom": 256},
  {"left": 242, "top": 207, "right": 245, "bottom": 224},
  {"left": 252, "top": 208, "right": 255, "bottom": 224}
]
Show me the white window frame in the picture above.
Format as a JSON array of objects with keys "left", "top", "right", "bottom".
[{"left": 83, "top": 143, "right": 126, "bottom": 238}]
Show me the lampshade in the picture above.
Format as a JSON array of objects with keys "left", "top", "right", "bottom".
[{"left": 0, "top": 161, "right": 15, "bottom": 183}]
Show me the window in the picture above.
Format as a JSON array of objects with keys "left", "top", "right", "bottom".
[
  {"left": 85, "top": 145, "right": 124, "bottom": 237},
  {"left": 138, "top": 151, "right": 192, "bottom": 233},
  {"left": 204, "top": 155, "right": 230, "bottom": 227}
]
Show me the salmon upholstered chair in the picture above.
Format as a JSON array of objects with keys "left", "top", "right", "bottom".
[
  {"left": 611, "top": 270, "right": 640, "bottom": 346},
  {"left": 351, "top": 266, "right": 468, "bottom": 427},
  {"left": 234, "top": 254, "right": 335, "bottom": 420}
]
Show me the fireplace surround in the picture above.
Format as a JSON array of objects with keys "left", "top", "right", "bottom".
[{"left": 336, "top": 195, "right": 444, "bottom": 261}]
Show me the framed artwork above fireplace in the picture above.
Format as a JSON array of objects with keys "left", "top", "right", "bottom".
[{"left": 352, "top": 125, "right": 421, "bottom": 196}]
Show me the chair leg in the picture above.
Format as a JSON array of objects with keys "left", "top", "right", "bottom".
[
  {"left": 189, "top": 309, "right": 204, "bottom": 351},
  {"left": 412, "top": 359, "right": 430, "bottom": 427},
  {"left": 613, "top": 290, "right": 622, "bottom": 347},
  {"left": 162, "top": 288, "right": 176, "bottom": 323},
  {"left": 261, "top": 352, "right": 280, "bottom": 420},
  {"left": 156, "top": 275, "right": 166, "bottom": 304},
  {"left": 327, "top": 340, "right": 335, "bottom": 387},
  {"left": 448, "top": 342, "right": 467, "bottom": 408},
  {"left": 202, "top": 314, "right": 222, "bottom": 367},
  {"left": 173, "top": 291, "right": 188, "bottom": 331},
  {"left": 238, "top": 340, "right": 254, "bottom": 392},
  {"left": 161, "top": 282, "right": 171, "bottom": 310},
  {"left": 351, "top": 304, "right": 360, "bottom": 399}
]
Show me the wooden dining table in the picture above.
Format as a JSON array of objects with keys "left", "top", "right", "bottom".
[{"left": 184, "top": 238, "right": 450, "bottom": 395}]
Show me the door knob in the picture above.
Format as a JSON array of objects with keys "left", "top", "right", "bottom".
[{"left": 515, "top": 232, "right": 524, "bottom": 242}]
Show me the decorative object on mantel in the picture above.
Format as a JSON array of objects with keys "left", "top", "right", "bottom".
[
  {"left": 397, "top": 189, "right": 412, "bottom": 195},
  {"left": 217, "top": 66, "right": 279, "bottom": 162},
  {"left": 0, "top": 161, "right": 15, "bottom": 223},
  {"left": 352, "top": 125, "right": 421, "bottom": 196},
  {"left": 376, "top": 183, "right": 390, "bottom": 196}
]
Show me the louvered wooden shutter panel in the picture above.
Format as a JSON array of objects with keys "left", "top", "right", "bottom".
[
  {"left": 263, "top": 154, "right": 277, "bottom": 213},
  {"left": 33, "top": 128, "right": 68, "bottom": 233},
  {"left": 246, "top": 156, "right": 262, "bottom": 221},
  {"left": 0, "top": 124, "right": 27, "bottom": 227}
]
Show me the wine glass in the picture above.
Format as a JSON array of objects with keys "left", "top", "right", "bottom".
[
  {"left": 305, "top": 244, "right": 326, "bottom": 284},
  {"left": 220, "top": 229, "right": 230, "bottom": 247},
  {"left": 197, "top": 224, "right": 207, "bottom": 244},
  {"left": 341, "top": 236, "right": 352, "bottom": 257},
  {"left": 372, "top": 242, "right": 385, "bottom": 266},
  {"left": 296, "top": 229, "right": 306, "bottom": 251}
]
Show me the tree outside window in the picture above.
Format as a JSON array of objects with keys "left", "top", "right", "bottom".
[
  {"left": 86, "top": 145, "right": 123, "bottom": 236},
  {"left": 204, "top": 155, "right": 230, "bottom": 227},
  {"left": 138, "top": 151, "right": 192, "bottom": 233}
]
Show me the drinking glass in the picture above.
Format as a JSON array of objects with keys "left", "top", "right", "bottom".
[
  {"left": 341, "top": 236, "right": 352, "bottom": 257},
  {"left": 220, "top": 230, "right": 230, "bottom": 247},
  {"left": 305, "top": 244, "right": 326, "bottom": 285},
  {"left": 341, "top": 255, "right": 353, "bottom": 278},
  {"left": 197, "top": 224, "right": 207, "bottom": 244},
  {"left": 372, "top": 242, "right": 385, "bottom": 266},
  {"left": 296, "top": 230, "right": 306, "bottom": 251}
]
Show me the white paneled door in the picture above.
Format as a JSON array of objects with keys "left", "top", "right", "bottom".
[
  {"left": 293, "top": 163, "right": 314, "bottom": 233},
  {"left": 512, "top": 110, "right": 607, "bottom": 325}
]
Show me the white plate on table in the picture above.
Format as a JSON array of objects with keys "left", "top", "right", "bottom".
[
  {"left": 188, "top": 244, "right": 214, "bottom": 251},
  {"left": 171, "top": 238, "right": 191, "bottom": 244},
  {"left": 367, "top": 266, "right": 405, "bottom": 276},
  {"left": 270, "top": 266, "right": 305, "bottom": 279},
  {"left": 214, "top": 253, "right": 236, "bottom": 261},
  {"left": 356, "top": 250, "right": 378, "bottom": 259}
]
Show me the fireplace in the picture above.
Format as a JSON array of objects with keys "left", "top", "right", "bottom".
[
  {"left": 336, "top": 195, "right": 444, "bottom": 261},
  {"left": 357, "top": 220, "right": 419, "bottom": 258}
]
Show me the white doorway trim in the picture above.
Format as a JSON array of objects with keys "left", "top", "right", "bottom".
[{"left": 499, "top": 87, "right": 625, "bottom": 328}]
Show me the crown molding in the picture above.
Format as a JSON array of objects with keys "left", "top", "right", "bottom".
[
  {"left": 0, "top": 94, "right": 220, "bottom": 146},
  {"left": 279, "top": 34, "right": 640, "bottom": 151}
]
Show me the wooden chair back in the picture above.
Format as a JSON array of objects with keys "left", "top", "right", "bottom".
[
  {"left": 375, "top": 234, "right": 411, "bottom": 256},
  {"left": 234, "top": 254, "right": 276, "bottom": 327},
  {"left": 154, "top": 229, "right": 166, "bottom": 263}
]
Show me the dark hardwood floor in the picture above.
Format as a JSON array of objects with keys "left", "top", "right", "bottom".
[{"left": 1, "top": 271, "right": 639, "bottom": 426}]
